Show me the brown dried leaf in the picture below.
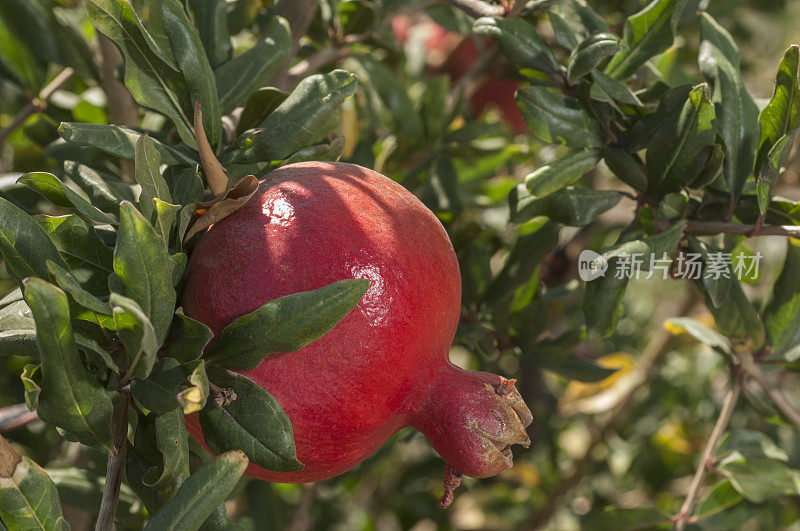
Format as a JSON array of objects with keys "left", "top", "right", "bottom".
[
  {"left": 183, "top": 175, "right": 259, "bottom": 242},
  {"left": 194, "top": 100, "right": 228, "bottom": 197}
]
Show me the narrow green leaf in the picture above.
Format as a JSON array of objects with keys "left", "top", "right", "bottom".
[
  {"left": 717, "top": 430, "right": 789, "bottom": 462},
  {"left": 161, "top": 0, "right": 221, "bottom": 146},
  {"left": 200, "top": 366, "right": 301, "bottom": 471},
  {"left": 720, "top": 458, "right": 800, "bottom": 503},
  {"left": 755, "top": 45, "right": 800, "bottom": 174},
  {"left": 511, "top": 186, "right": 622, "bottom": 225},
  {"left": 0, "top": 15, "right": 46, "bottom": 92},
  {"left": 143, "top": 450, "right": 248, "bottom": 531},
  {"left": 526, "top": 332, "right": 617, "bottom": 382},
  {"left": 567, "top": 33, "right": 622, "bottom": 83},
  {"left": 162, "top": 309, "right": 213, "bottom": 363},
  {"left": 111, "top": 293, "right": 158, "bottom": 380},
  {"left": 0, "top": 330, "right": 38, "bottom": 359},
  {"left": 664, "top": 317, "right": 731, "bottom": 354},
  {"left": 227, "top": 70, "right": 358, "bottom": 164},
  {"left": 762, "top": 238, "right": 800, "bottom": 356},
  {"left": 236, "top": 87, "right": 288, "bottom": 135},
  {"left": 515, "top": 86, "right": 603, "bottom": 148},
  {"left": 20, "top": 364, "right": 40, "bottom": 410},
  {"left": 164, "top": 166, "right": 204, "bottom": 207},
  {"left": 64, "top": 161, "right": 137, "bottom": 214},
  {"left": 87, "top": 0, "right": 196, "bottom": 146},
  {"left": 58, "top": 123, "right": 198, "bottom": 165},
  {"left": 645, "top": 84, "right": 716, "bottom": 196},
  {"left": 525, "top": 150, "right": 601, "bottom": 197},
  {"left": 151, "top": 199, "right": 181, "bottom": 250},
  {"left": 601, "top": 147, "right": 647, "bottom": 191},
  {"left": 757, "top": 133, "right": 795, "bottom": 215},
  {"left": 605, "top": 0, "right": 686, "bottom": 80},
  {"left": 188, "top": 0, "right": 231, "bottom": 68},
  {"left": 47, "top": 261, "right": 112, "bottom": 316},
  {"left": 0, "top": 436, "right": 69, "bottom": 531},
  {"left": 204, "top": 279, "right": 369, "bottom": 370},
  {"left": 699, "top": 12, "right": 759, "bottom": 202},
  {"left": 215, "top": 16, "right": 291, "bottom": 113},
  {"left": 130, "top": 357, "right": 185, "bottom": 413},
  {"left": 114, "top": 202, "right": 177, "bottom": 343},
  {"left": 694, "top": 481, "right": 743, "bottom": 522},
  {"left": 549, "top": 0, "right": 609, "bottom": 50},
  {"left": 0, "top": 197, "right": 69, "bottom": 284},
  {"left": 590, "top": 70, "right": 643, "bottom": 107},
  {"left": 473, "top": 17, "right": 561, "bottom": 73},
  {"left": 143, "top": 408, "right": 190, "bottom": 499},
  {"left": 135, "top": 135, "right": 172, "bottom": 220},
  {"left": 21, "top": 172, "right": 119, "bottom": 226},
  {"left": 23, "top": 278, "right": 114, "bottom": 450},
  {"left": 35, "top": 215, "right": 113, "bottom": 273}
]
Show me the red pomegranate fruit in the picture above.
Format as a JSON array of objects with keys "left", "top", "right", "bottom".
[{"left": 182, "top": 161, "right": 532, "bottom": 505}]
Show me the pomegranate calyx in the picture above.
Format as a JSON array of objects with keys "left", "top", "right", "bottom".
[{"left": 438, "top": 464, "right": 462, "bottom": 509}]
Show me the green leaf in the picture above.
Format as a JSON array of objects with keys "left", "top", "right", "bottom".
[
  {"left": 143, "top": 450, "right": 248, "bottom": 531},
  {"left": 227, "top": 70, "right": 358, "bottom": 164},
  {"left": 664, "top": 317, "right": 731, "bottom": 354},
  {"left": 473, "top": 17, "right": 561, "bottom": 73},
  {"left": 20, "top": 172, "right": 119, "bottom": 227},
  {"left": 237, "top": 87, "right": 288, "bottom": 135},
  {"left": 114, "top": 202, "right": 177, "bottom": 343},
  {"left": 111, "top": 293, "right": 158, "bottom": 380},
  {"left": 525, "top": 150, "right": 601, "bottom": 197},
  {"left": 526, "top": 331, "right": 617, "bottom": 382},
  {"left": 511, "top": 186, "right": 622, "bottom": 226},
  {"left": 719, "top": 458, "right": 800, "bottom": 503},
  {"left": 46, "top": 467, "right": 140, "bottom": 520},
  {"left": 35, "top": 215, "right": 113, "bottom": 273},
  {"left": 23, "top": 278, "right": 114, "bottom": 450},
  {"left": 515, "top": 86, "right": 603, "bottom": 148},
  {"left": 135, "top": 135, "right": 173, "bottom": 220},
  {"left": 58, "top": 123, "right": 198, "bottom": 165},
  {"left": 0, "top": 330, "right": 38, "bottom": 359},
  {"left": 601, "top": 147, "right": 647, "bottom": 191},
  {"left": 162, "top": 309, "right": 213, "bottom": 363},
  {"left": 164, "top": 166, "right": 204, "bottom": 207},
  {"left": 215, "top": 16, "right": 291, "bottom": 113},
  {"left": 87, "top": 0, "right": 197, "bottom": 147},
  {"left": 756, "top": 133, "right": 795, "bottom": 215},
  {"left": 282, "top": 138, "right": 346, "bottom": 167},
  {"left": 161, "top": 0, "right": 221, "bottom": 146},
  {"left": 762, "top": 238, "right": 800, "bottom": 356},
  {"left": 605, "top": 0, "right": 686, "bottom": 80},
  {"left": 188, "top": 0, "right": 231, "bottom": 69},
  {"left": 64, "top": 161, "right": 137, "bottom": 214},
  {"left": 483, "top": 221, "right": 560, "bottom": 305},
  {"left": 130, "top": 357, "right": 185, "bottom": 413},
  {"left": 20, "top": 364, "right": 40, "bottom": 410},
  {"left": 645, "top": 84, "right": 716, "bottom": 196},
  {"left": 47, "top": 261, "right": 112, "bottom": 316},
  {"left": 0, "top": 197, "right": 69, "bottom": 284},
  {"left": 151, "top": 199, "right": 181, "bottom": 250},
  {"left": 568, "top": 33, "right": 623, "bottom": 83},
  {"left": 200, "top": 366, "right": 301, "bottom": 471},
  {"left": 177, "top": 360, "right": 208, "bottom": 414},
  {"left": 204, "top": 279, "right": 369, "bottom": 370},
  {"left": 420, "top": 155, "right": 462, "bottom": 212},
  {"left": 694, "top": 480, "right": 744, "bottom": 522},
  {"left": 0, "top": 300, "right": 34, "bottom": 331},
  {"left": 549, "top": 0, "right": 609, "bottom": 50},
  {"left": 756, "top": 45, "right": 800, "bottom": 174},
  {"left": 143, "top": 408, "right": 190, "bottom": 499},
  {"left": 344, "top": 55, "right": 423, "bottom": 140},
  {"left": 590, "top": 70, "right": 643, "bottom": 107},
  {"left": 0, "top": 437, "right": 69, "bottom": 531},
  {"left": 717, "top": 430, "right": 789, "bottom": 462},
  {"left": 0, "top": 15, "right": 46, "bottom": 92},
  {"left": 699, "top": 12, "right": 759, "bottom": 202}
]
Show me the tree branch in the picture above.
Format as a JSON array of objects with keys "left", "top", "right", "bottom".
[
  {"left": 656, "top": 219, "right": 800, "bottom": 238},
  {"left": 0, "top": 404, "right": 38, "bottom": 433},
  {"left": 444, "top": 0, "right": 506, "bottom": 18},
  {"left": 0, "top": 68, "right": 75, "bottom": 148},
  {"left": 674, "top": 377, "right": 741, "bottom": 530},
  {"left": 738, "top": 352, "right": 800, "bottom": 431},
  {"left": 96, "top": 389, "right": 129, "bottom": 531}
]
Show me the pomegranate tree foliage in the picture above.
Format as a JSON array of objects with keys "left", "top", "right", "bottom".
[{"left": 0, "top": 0, "right": 799, "bottom": 528}]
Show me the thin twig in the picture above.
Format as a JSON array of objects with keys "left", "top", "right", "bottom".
[
  {"left": 0, "top": 404, "right": 39, "bottom": 433},
  {"left": 445, "top": 0, "right": 506, "bottom": 18},
  {"left": 656, "top": 219, "right": 800, "bottom": 238},
  {"left": 0, "top": 68, "right": 75, "bottom": 147},
  {"left": 674, "top": 377, "right": 741, "bottom": 530},
  {"left": 524, "top": 293, "right": 698, "bottom": 530},
  {"left": 738, "top": 352, "right": 800, "bottom": 430},
  {"left": 96, "top": 389, "right": 129, "bottom": 531}
]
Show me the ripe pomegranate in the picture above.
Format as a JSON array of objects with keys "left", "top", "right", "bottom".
[{"left": 183, "top": 162, "right": 532, "bottom": 505}]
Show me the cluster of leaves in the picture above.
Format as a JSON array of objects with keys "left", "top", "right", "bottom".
[{"left": 1, "top": 0, "right": 800, "bottom": 529}]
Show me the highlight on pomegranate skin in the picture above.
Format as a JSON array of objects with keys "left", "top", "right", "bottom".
[{"left": 182, "top": 161, "right": 533, "bottom": 506}]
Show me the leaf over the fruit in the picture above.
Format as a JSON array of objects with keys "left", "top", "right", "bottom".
[
  {"left": 200, "top": 366, "right": 302, "bottom": 471},
  {"left": 204, "top": 278, "right": 370, "bottom": 370}
]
